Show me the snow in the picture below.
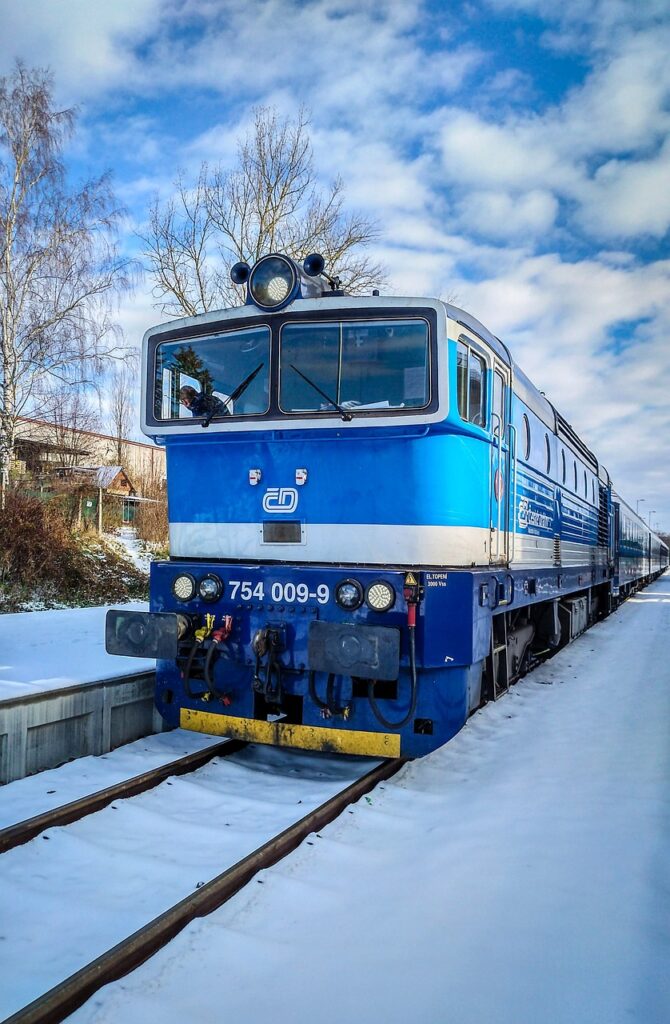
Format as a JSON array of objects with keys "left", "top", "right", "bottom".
[
  {"left": 0, "top": 745, "right": 373, "bottom": 1020},
  {"left": 1, "top": 574, "right": 669, "bottom": 1023},
  {"left": 105, "top": 526, "right": 154, "bottom": 574},
  {"left": 0, "top": 730, "right": 225, "bottom": 830},
  {"left": 0, "top": 603, "right": 152, "bottom": 700}
]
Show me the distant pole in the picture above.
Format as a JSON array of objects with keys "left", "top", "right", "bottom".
[
  {"left": 97, "top": 486, "right": 103, "bottom": 533},
  {"left": 636, "top": 498, "right": 645, "bottom": 514},
  {"left": 647, "top": 510, "right": 656, "bottom": 527}
]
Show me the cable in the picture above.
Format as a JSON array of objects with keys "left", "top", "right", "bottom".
[
  {"left": 309, "top": 670, "right": 348, "bottom": 717},
  {"left": 367, "top": 626, "right": 418, "bottom": 729},
  {"left": 182, "top": 640, "right": 203, "bottom": 698}
]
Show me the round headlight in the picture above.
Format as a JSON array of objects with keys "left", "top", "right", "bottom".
[
  {"left": 198, "top": 574, "right": 223, "bottom": 602},
  {"left": 172, "top": 573, "right": 196, "bottom": 601},
  {"left": 365, "top": 580, "right": 395, "bottom": 612},
  {"left": 335, "top": 579, "right": 364, "bottom": 610},
  {"left": 249, "top": 256, "right": 296, "bottom": 309}
]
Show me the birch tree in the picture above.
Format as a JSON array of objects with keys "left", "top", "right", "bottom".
[
  {"left": 143, "top": 107, "right": 384, "bottom": 316},
  {"left": 0, "top": 63, "right": 130, "bottom": 501}
]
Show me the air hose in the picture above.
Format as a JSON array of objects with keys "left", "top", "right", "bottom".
[
  {"left": 203, "top": 618, "right": 234, "bottom": 696},
  {"left": 309, "top": 671, "right": 348, "bottom": 717},
  {"left": 183, "top": 639, "right": 204, "bottom": 698},
  {"left": 367, "top": 623, "right": 418, "bottom": 729},
  {"left": 368, "top": 583, "right": 420, "bottom": 729}
]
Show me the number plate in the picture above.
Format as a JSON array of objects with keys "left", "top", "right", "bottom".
[{"left": 227, "top": 579, "right": 330, "bottom": 604}]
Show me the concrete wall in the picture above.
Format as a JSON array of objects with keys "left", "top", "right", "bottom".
[{"left": 0, "top": 673, "right": 167, "bottom": 784}]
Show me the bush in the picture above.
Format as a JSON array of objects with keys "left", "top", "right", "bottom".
[
  {"left": 0, "top": 491, "right": 149, "bottom": 611},
  {"left": 134, "top": 496, "right": 169, "bottom": 547}
]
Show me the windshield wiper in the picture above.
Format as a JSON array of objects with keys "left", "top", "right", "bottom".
[
  {"left": 202, "top": 362, "right": 265, "bottom": 427},
  {"left": 289, "top": 364, "right": 353, "bottom": 422}
]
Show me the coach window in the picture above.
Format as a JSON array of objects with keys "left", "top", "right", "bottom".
[
  {"left": 545, "top": 433, "right": 551, "bottom": 473},
  {"left": 573, "top": 462, "right": 578, "bottom": 491},
  {"left": 456, "top": 341, "right": 487, "bottom": 427},
  {"left": 561, "top": 449, "right": 566, "bottom": 483},
  {"left": 521, "top": 414, "right": 531, "bottom": 459},
  {"left": 584, "top": 470, "right": 587, "bottom": 497}
]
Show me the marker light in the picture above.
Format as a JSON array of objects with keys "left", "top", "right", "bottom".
[
  {"left": 249, "top": 255, "right": 296, "bottom": 309},
  {"left": 365, "top": 580, "right": 395, "bottom": 612},
  {"left": 173, "top": 574, "right": 196, "bottom": 601},
  {"left": 198, "top": 574, "right": 223, "bottom": 602},
  {"left": 335, "top": 579, "right": 364, "bottom": 610}
]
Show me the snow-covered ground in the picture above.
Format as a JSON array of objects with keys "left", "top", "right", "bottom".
[
  {"left": 0, "top": 744, "right": 371, "bottom": 1020},
  {"left": 1, "top": 575, "right": 668, "bottom": 1023},
  {"left": 0, "top": 602, "right": 152, "bottom": 701},
  {"left": 105, "top": 527, "right": 155, "bottom": 574}
]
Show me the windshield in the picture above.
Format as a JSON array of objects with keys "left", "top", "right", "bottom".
[
  {"left": 279, "top": 318, "right": 430, "bottom": 413},
  {"left": 154, "top": 326, "right": 270, "bottom": 420}
]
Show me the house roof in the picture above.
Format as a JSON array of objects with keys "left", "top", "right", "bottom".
[{"left": 68, "top": 465, "right": 136, "bottom": 492}]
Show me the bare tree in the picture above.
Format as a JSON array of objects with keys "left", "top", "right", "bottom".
[
  {"left": 143, "top": 107, "right": 385, "bottom": 317},
  {"left": 0, "top": 63, "right": 131, "bottom": 502},
  {"left": 108, "top": 363, "right": 137, "bottom": 464},
  {"left": 37, "top": 384, "right": 101, "bottom": 469}
]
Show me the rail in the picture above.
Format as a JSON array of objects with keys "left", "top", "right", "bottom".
[
  {"left": 4, "top": 756, "right": 405, "bottom": 1024},
  {"left": 0, "top": 738, "right": 244, "bottom": 854}
]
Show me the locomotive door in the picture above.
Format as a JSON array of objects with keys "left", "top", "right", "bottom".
[{"left": 490, "top": 363, "right": 511, "bottom": 564}]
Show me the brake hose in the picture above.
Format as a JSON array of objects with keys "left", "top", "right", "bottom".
[
  {"left": 367, "top": 621, "right": 419, "bottom": 729},
  {"left": 183, "top": 640, "right": 203, "bottom": 698},
  {"left": 309, "top": 670, "right": 348, "bottom": 717}
]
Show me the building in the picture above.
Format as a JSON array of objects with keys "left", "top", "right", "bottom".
[{"left": 14, "top": 418, "right": 165, "bottom": 486}]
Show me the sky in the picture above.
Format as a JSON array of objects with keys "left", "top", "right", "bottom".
[{"left": 0, "top": 0, "right": 668, "bottom": 529}]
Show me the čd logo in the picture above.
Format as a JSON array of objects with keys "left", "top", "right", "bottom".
[{"left": 262, "top": 487, "right": 299, "bottom": 513}]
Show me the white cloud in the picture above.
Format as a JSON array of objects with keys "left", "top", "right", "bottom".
[
  {"left": 578, "top": 140, "right": 670, "bottom": 239},
  {"left": 0, "top": 1, "right": 161, "bottom": 98},
  {"left": 437, "top": 20, "right": 670, "bottom": 244},
  {"left": 455, "top": 189, "right": 559, "bottom": 239}
]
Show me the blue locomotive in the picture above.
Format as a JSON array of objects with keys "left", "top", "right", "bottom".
[{"left": 106, "top": 252, "right": 668, "bottom": 757}]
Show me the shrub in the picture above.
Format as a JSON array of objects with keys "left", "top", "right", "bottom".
[
  {"left": 134, "top": 491, "right": 168, "bottom": 547},
  {"left": 0, "top": 491, "right": 148, "bottom": 611}
]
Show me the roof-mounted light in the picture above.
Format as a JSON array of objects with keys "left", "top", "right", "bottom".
[
  {"left": 249, "top": 255, "right": 297, "bottom": 310},
  {"left": 230, "top": 252, "right": 341, "bottom": 312}
]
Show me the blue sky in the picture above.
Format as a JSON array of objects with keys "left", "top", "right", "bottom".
[{"left": 1, "top": 0, "right": 668, "bottom": 529}]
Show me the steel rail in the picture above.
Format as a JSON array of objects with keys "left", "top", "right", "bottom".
[
  {"left": 0, "top": 739, "right": 245, "bottom": 854},
  {"left": 4, "top": 756, "right": 405, "bottom": 1024}
]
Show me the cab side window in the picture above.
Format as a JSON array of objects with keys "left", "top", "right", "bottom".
[{"left": 457, "top": 340, "right": 487, "bottom": 427}]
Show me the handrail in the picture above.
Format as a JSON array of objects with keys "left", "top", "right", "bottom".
[
  {"left": 491, "top": 412, "right": 502, "bottom": 560},
  {"left": 509, "top": 423, "right": 518, "bottom": 564}
]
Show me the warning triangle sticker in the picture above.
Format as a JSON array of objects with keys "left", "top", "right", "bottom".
[{"left": 405, "top": 572, "right": 418, "bottom": 585}]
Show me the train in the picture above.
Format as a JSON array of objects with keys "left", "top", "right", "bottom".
[{"left": 106, "top": 252, "right": 669, "bottom": 758}]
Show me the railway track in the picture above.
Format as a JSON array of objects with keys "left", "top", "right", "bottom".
[
  {"left": 0, "top": 737, "right": 244, "bottom": 854},
  {"left": 1, "top": 742, "right": 404, "bottom": 1024}
]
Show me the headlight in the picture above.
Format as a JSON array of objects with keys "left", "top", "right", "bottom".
[
  {"left": 198, "top": 574, "right": 223, "bottom": 601},
  {"left": 335, "top": 579, "right": 364, "bottom": 610},
  {"left": 365, "top": 580, "right": 395, "bottom": 612},
  {"left": 172, "top": 573, "right": 196, "bottom": 601},
  {"left": 249, "top": 255, "right": 296, "bottom": 309}
]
